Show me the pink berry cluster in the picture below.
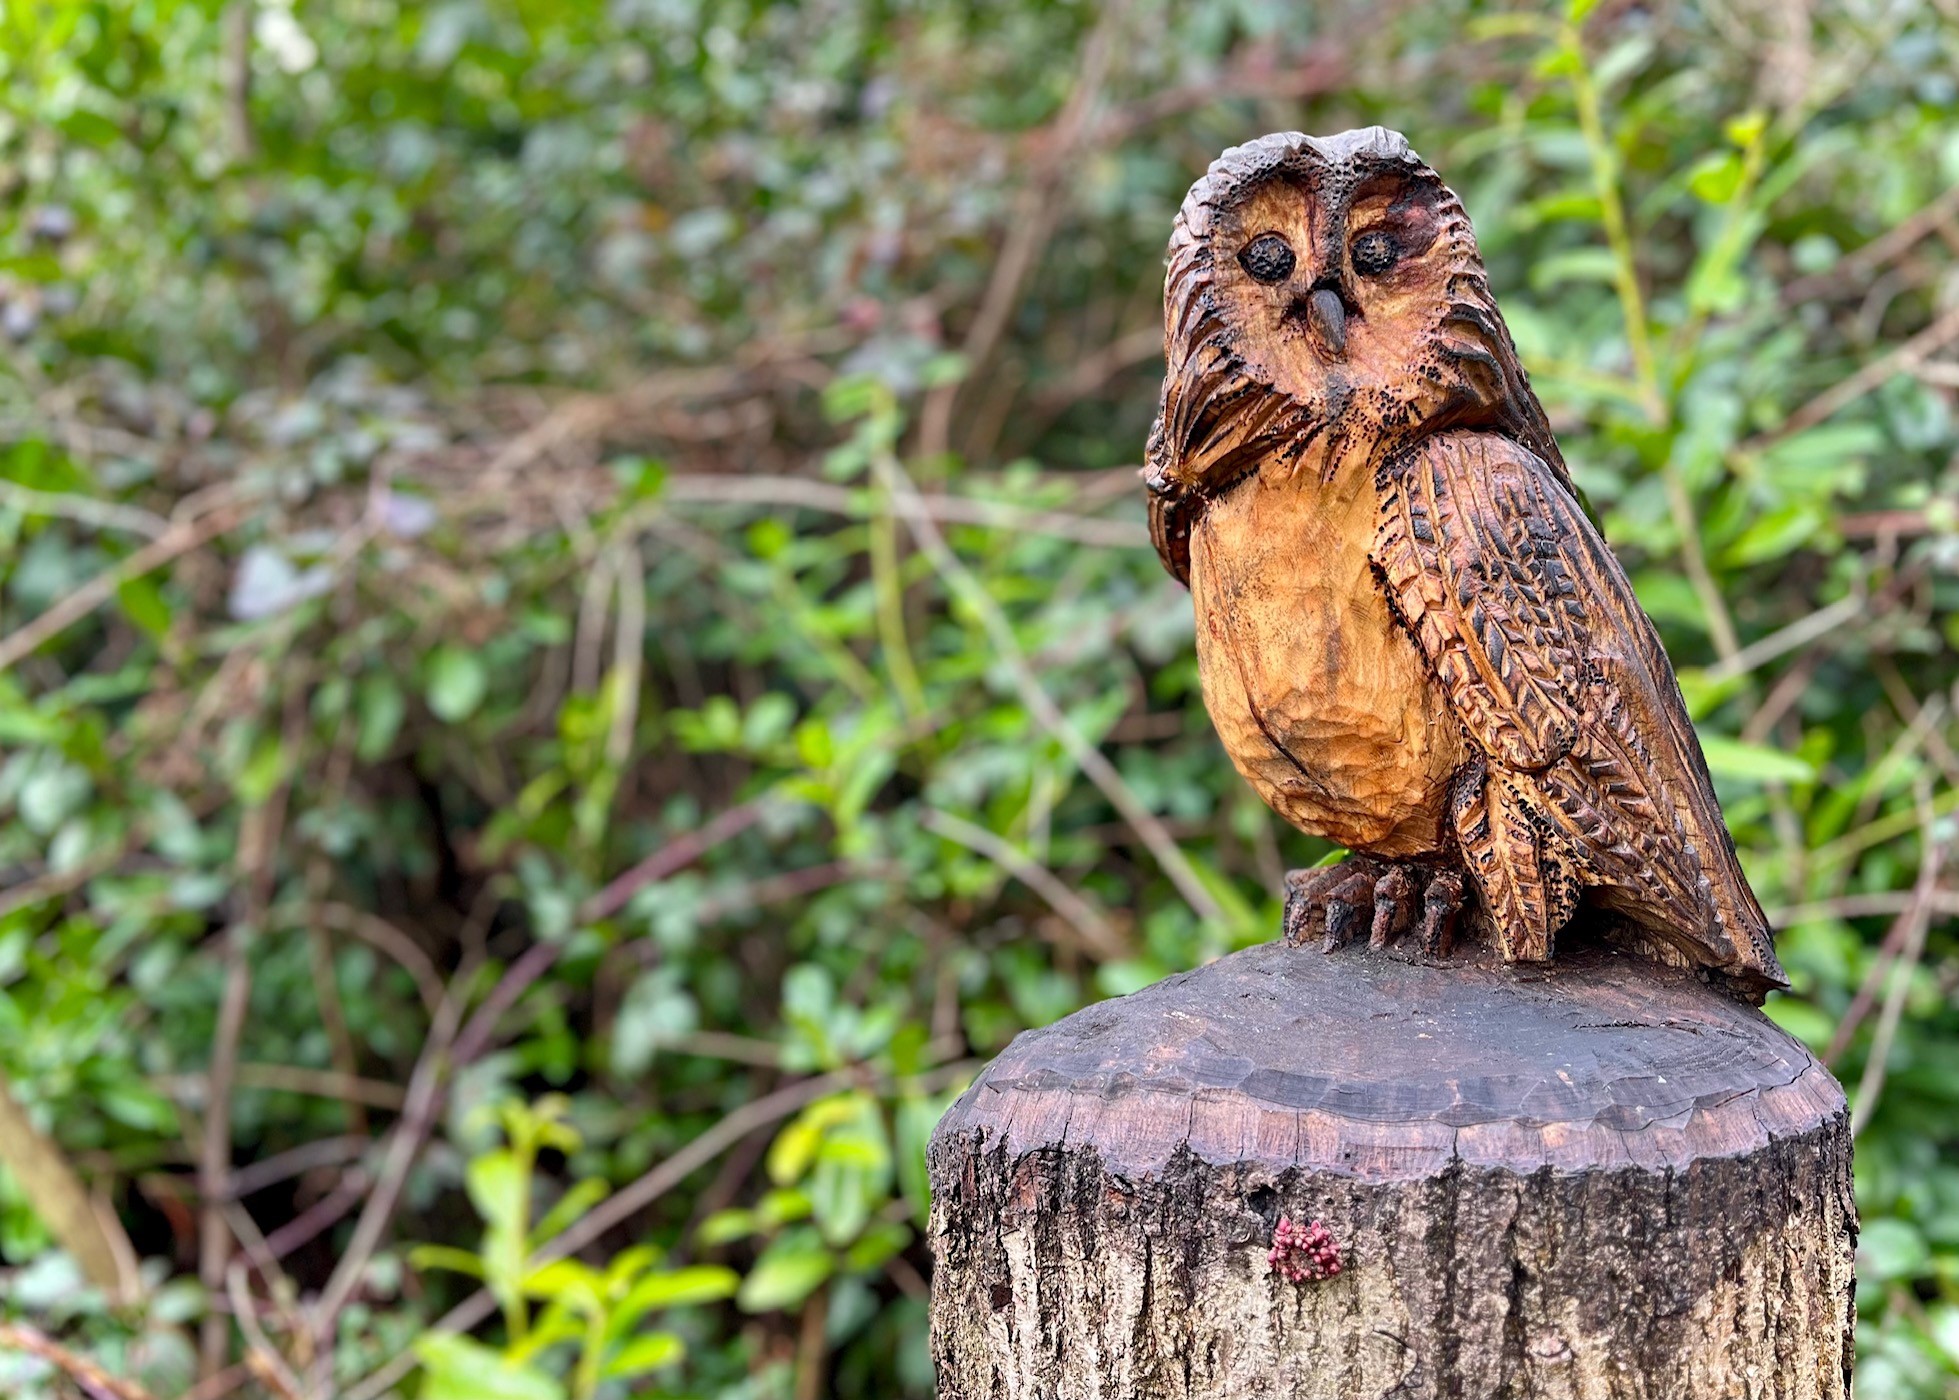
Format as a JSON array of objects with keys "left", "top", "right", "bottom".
[{"left": 1267, "top": 1216, "right": 1342, "bottom": 1283}]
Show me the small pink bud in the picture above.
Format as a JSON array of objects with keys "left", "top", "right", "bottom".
[{"left": 1267, "top": 1215, "right": 1342, "bottom": 1284}]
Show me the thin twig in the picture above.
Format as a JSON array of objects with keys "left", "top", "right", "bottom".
[
  {"left": 226, "top": 1264, "right": 304, "bottom": 1400},
  {"left": 687, "top": 859, "right": 893, "bottom": 926},
  {"left": 226, "top": 1134, "right": 370, "bottom": 1200},
  {"left": 794, "top": 1285, "right": 829, "bottom": 1400},
  {"left": 0, "top": 840, "right": 135, "bottom": 920},
  {"left": 582, "top": 798, "right": 774, "bottom": 923},
  {"left": 1028, "top": 324, "right": 1165, "bottom": 413},
  {"left": 915, "top": 0, "right": 1131, "bottom": 459},
  {"left": 0, "top": 481, "right": 168, "bottom": 537},
  {"left": 0, "top": 1071, "right": 133, "bottom": 1296},
  {"left": 307, "top": 963, "right": 471, "bottom": 1346},
  {"left": 179, "top": 1363, "right": 251, "bottom": 1400},
  {"left": 873, "top": 449, "right": 1226, "bottom": 925},
  {"left": 445, "top": 938, "right": 561, "bottom": 1073},
  {"left": 0, "top": 1324, "right": 158, "bottom": 1400},
  {"left": 262, "top": 1170, "right": 369, "bottom": 1261},
  {"left": 922, "top": 807, "right": 1129, "bottom": 960},
  {"left": 661, "top": 472, "right": 1149, "bottom": 548},
  {"left": 159, "top": 1064, "right": 408, "bottom": 1111},
  {"left": 0, "top": 499, "right": 246, "bottom": 674},
  {"left": 299, "top": 902, "right": 446, "bottom": 1016},
  {"left": 197, "top": 936, "right": 256, "bottom": 1369},
  {"left": 1698, "top": 590, "right": 1868, "bottom": 685},
  {"left": 1781, "top": 184, "right": 1959, "bottom": 304},
  {"left": 1837, "top": 505, "right": 1955, "bottom": 538},
  {"left": 198, "top": 686, "right": 300, "bottom": 1378},
  {"left": 1848, "top": 787, "right": 1943, "bottom": 1134},
  {"left": 1746, "top": 301, "right": 1959, "bottom": 449},
  {"left": 1769, "top": 888, "right": 1959, "bottom": 929},
  {"left": 1087, "top": 41, "right": 1349, "bottom": 143},
  {"left": 221, "top": 0, "right": 253, "bottom": 161}
]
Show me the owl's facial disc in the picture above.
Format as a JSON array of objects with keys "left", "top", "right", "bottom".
[
  {"left": 1151, "top": 130, "right": 1557, "bottom": 506},
  {"left": 1209, "top": 169, "right": 1452, "bottom": 419}
]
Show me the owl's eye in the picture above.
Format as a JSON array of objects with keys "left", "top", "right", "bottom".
[
  {"left": 1238, "top": 233, "right": 1296, "bottom": 284},
  {"left": 1350, "top": 230, "right": 1401, "bottom": 277}
]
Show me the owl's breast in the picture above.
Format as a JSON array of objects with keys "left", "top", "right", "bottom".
[{"left": 1189, "top": 462, "right": 1465, "bottom": 855}]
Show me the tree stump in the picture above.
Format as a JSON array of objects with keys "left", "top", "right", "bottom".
[{"left": 928, "top": 940, "right": 1853, "bottom": 1399}]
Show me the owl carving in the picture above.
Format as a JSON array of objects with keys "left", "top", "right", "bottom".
[{"left": 1144, "top": 128, "right": 1785, "bottom": 1000}]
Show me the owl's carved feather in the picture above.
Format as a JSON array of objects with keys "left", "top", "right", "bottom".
[
  {"left": 1375, "top": 432, "right": 1779, "bottom": 988},
  {"left": 1148, "top": 129, "right": 1786, "bottom": 998}
]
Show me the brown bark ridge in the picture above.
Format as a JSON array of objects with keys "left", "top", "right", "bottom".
[{"left": 928, "top": 940, "right": 1853, "bottom": 1398}]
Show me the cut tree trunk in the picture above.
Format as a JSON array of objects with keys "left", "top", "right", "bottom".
[{"left": 929, "top": 940, "right": 1853, "bottom": 1399}]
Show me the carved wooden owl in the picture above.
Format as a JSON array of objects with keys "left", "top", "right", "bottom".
[{"left": 1145, "top": 128, "right": 1785, "bottom": 999}]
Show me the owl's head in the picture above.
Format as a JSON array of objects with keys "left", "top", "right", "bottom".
[{"left": 1145, "top": 129, "right": 1564, "bottom": 518}]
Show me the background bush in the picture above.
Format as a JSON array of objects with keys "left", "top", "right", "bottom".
[{"left": 1, "top": 0, "right": 1957, "bottom": 1395}]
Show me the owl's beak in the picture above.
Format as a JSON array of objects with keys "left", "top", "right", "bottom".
[{"left": 1305, "top": 286, "right": 1348, "bottom": 361}]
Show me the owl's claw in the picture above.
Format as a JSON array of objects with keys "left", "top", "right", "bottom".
[
  {"left": 1419, "top": 869, "right": 1465, "bottom": 957},
  {"left": 1369, "top": 867, "right": 1416, "bottom": 947},
  {"left": 1282, "top": 857, "right": 1463, "bottom": 958},
  {"left": 1283, "top": 862, "right": 1374, "bottom": 949}
]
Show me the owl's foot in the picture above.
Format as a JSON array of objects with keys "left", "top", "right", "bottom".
[{"left": 1283, "top": 858, "right": 1464, "bottom": 957}]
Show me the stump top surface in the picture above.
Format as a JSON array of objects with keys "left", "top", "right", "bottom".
[{"left": 941, "top": 941, "right": 1843, "bottom": 1178}]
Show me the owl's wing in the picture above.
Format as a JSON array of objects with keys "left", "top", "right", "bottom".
[
  {"left": 1148, "top": 490, "right": 1192, "bottom": 585},
  {"left": 1372, "top": 431, "right": 1784, "bottom": 991}
]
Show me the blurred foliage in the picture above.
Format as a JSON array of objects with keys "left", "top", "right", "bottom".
[{"left": 0, "top": 0, "right": 1956, "bottom": 1394}]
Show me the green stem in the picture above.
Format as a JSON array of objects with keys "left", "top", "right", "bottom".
[
  {"left": 1671, "top": 123, "right": 1769, "bottom": 373},
  {"left": 870, "top": 481, "right": 928, "bottom": 718},
  {"left": 574, "top": 1309, "right": 606, "bottom": 1400},
  {"left": 506, "top": 1141, "right": 534, "bottom": 1344},
  {"left": 1565, "top": 24, "right": 1664, "bottom": 425}
]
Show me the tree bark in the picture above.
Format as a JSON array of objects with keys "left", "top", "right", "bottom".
[{"left": 929, "top": 940, "right": 1854, "bottom": 1399}]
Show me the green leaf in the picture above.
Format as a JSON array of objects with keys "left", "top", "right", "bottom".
[
  {"left": 1719, "top": 501, "right": 1823, "bottom": 567},
  {"left": 1762, "top": 998, "right": 1834, "bottom": 1053},
  {"left": 427, "top": 645, "right": 489, "bottom": 722},
  {"left": 115, "top": 575, "right": 172, "bottom": 637},
  {"left": 1528, "top": 247, "right": 1621, "bottom": 291},
  {"left": 613, "top": 966, "right": 700, "bottom": 1077},
  {"left": 767, "top": 1096, "right": 862, "bottom": 1185},
  {"left": 758, "top": 1187, "right": 813, "bottom": 1228},
  {"left": 521, "top": 1258, "right": 603, "bottom": 1310},
  {"left": 614, "top": 1265, "right": 739, "bottom": 1323},
  {"left": 1697, "top": 736, "right": 1816, "bottom": 785},
  {"left": 413, "top": 1335, "right": 565, "bottom": 1400},
  {"left": 697, "top": 1209, "right": 756, "bottom": 1245},
  {"left": 894, "top": 1096, "right": 946, "bottom": 1224},
  {"left": 600, "top": 1331, "right": 685, "bottom": 1381},
  {"left": 356, "top": 675, "right": 406, "bottom": 761},
  {"left": 1686, "top": 152, "right": 1744, "bottom": 204},
  {"left": 234, "top": 734, "right": 289, "bottom": 806},
  {"left": 808, "top": 1157, "right": 874, "bottom": 1245},
  {"left": 58, "top": 109, "right": 123, "bottom": 147},
  {"left": 408, "top": 1245, "right": 488, "bottom": 1280},
  {"left": 1724, "top": 111, "right": 1767, "bottom": 147},
  {"left": 843, "top": 1220, "right": 910, "bottom": 1272},
  {"left": 737, "top": 1235, "right": 834, "bottom": 1313},
  {"left": 1858, "top": 1218, "right": 1931, "bottom": 1283},
  {"left": 466, "top": 1151, "right": 527, "bottom": 1241},
  {"left": 531, "top": 1177, "right": 609, "bottom": 1248}
]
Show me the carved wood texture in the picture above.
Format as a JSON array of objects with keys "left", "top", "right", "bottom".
[{"left": 1143, "top": 128, "right": 1784, "bottom": 993}]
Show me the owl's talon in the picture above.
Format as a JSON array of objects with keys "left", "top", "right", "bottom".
[
  {"left": 1283, "top": 863, "right": 1361, "bottom": 947},
  {"left": 1282, "top": 858, "right": 1466, "bottom": 958},
  {"left": 1323, "top": 898, "right": 1364, "bottom": 951},
  {"left": 1369, "top": 868, "right": 1416, "bottom": 948},
  {"left": 1420, "top": 870, "right": 1465, "bottom": 957}
]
